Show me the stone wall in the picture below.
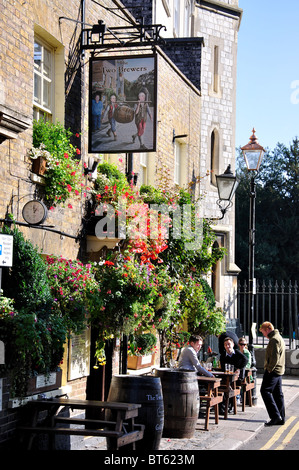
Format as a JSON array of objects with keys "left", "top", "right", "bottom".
[{"left": 254, "top": 348, "right": 299, "bottom": 376}]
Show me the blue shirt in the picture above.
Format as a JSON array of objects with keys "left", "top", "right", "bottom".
[{"left": 92, "top": 99, "right": 103, "bottom": 116}]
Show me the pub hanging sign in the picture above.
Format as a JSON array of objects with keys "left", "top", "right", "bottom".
[{"left": 89, "top": 53, "right": 157, "bottom": 154}]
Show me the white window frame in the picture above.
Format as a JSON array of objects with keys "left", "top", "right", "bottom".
[
  {"left": 173, "top": 0, "right": 180, "bottom": 37},
  {"left": 184, "top": 0, "right": 191, "bottom": 37},
  {"left": 33, "top": 36, "right": 54, "bottom": 121}
]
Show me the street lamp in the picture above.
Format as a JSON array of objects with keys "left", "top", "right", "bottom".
[
  {"left": 241, "top": 129, "right": 265, "bottom": 404},
  {"left": 215, "top": 165, "right": 239, "bottom": 220},
  {"left": 241, "top": 128, "right": 265, "bottom": 172}
]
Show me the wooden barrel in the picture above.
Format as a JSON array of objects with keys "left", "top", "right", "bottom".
[
  {"left": 106, "top": 375, "right": 164, "bottom": 450},
  {"left": 154, "top": 368, "right": 199, "bottom": 438},
  {"left": 114, "top": 105, "right": 134, "bottom": 123}
]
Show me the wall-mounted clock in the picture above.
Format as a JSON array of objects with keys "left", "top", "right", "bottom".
[{"left": 22, "top": 199, "right": 48, "bottom": 225}]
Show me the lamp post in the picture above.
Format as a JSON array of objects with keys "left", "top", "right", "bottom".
[
  {"left": 241, "top": 129, "right": 265, "bottom": 405},
  {"left": 215, "top": 165, "right": 239, "bottom": 220},
  {"left": 241, "top": 129, "right": 265, "bottom": 344}
]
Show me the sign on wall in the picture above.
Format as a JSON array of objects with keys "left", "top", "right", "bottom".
[
  {"left": 68, "top": 329, "right": 90, "bottom": 381},
  {"left": 0, "top": 234, "right": 13, "bottom": 267},
  {"left": 89, "top": 54, "right": 157, "bottom": 154}
]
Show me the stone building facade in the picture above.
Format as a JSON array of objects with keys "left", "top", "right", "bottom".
[
  {"left": 122, "top": 0, "right": 243, "bottom": 324},
  {"left": 0, "top": 0, "right": 203, "bottom": 447},
  {"left": 0, "top": 0, "right": 243, "bottom": 448},
  {"left": 194, "top": 0, "right": 242, "bottom": 322}
]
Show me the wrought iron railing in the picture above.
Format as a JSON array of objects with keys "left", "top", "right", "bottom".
[{"left": 237, "top": 280, "right": 299, "bottom": 347}]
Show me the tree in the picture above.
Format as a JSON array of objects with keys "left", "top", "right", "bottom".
[{"left": 235, "top": 138, "right": 299, "bottom": 282}]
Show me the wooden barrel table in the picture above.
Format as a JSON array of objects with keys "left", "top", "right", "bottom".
[
  {"left": 154, "top": 368, "right": 199, "bottom": 438},
  {"left": 106, "top": 374, "right": 164, "bottom": 450}
]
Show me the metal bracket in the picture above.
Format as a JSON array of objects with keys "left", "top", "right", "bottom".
[{"left": 81, "top": 20, "right": 166, "bottom": 51}]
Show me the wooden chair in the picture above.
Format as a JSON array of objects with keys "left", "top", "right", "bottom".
[{"left": 240, "top": 369, "right": 255, "bottom": 412}]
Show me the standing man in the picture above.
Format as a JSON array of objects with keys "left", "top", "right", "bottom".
[
  {"left": 178, "top": 334, "right": 214, "bottom": 377},
  {"left": 260, "top": 322, "right": 285, "bottom": 426}
]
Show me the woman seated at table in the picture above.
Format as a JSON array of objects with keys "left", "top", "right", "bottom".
[
  {"left": 238, "top": 337, "right": 253, "bottom": 384},
  {"left": 178, "top": 334, "right": 214, "bottom": 377},
  {"left": 238, "top": 337, "right": 252, "bottom": 369}
]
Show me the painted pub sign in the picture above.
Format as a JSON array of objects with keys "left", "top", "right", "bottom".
[{"left": 89, "top": 54, "right": 157, "bottom": 154}]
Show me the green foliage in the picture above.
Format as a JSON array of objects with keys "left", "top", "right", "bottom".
[
  {"left": 200, "top": 278, "right": 216, "bottom": 310},
  {"left": 128, "top": 333, "right": 157, "bottom": 356},
  {"left": 236, "top": 138, "right": 299, "bottom": 281},
  {"left": 31, "top": 119, "right": 84, "bottom": 206},
  {"left": 1, "top": 226, "right": 52, "bottom": 312},
  {"left": 45, "top": 255, "right": 99, "bottom": 334},
  {"left": 142, "top": 186, "right": 226, "bottom": 278},
  {"left": 0, "top": 227, "right": 68, "bottom": 397},
  {"left": 97, "top": 162, "right": 128, "bottom": 182}
]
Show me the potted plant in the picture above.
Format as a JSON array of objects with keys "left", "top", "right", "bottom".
[
  {"left": 29, "top": 143, "right": 50, "bottom": 176},
  {"left": 28, "top": 119, "right": 85, "bottom": 207},
  {"left": 127, "top": 333, "right": 157, "bottom": 370}
]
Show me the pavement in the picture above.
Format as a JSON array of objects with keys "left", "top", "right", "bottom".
[{"left": 72, "top": 374, "right": 299, "bottom": 452}]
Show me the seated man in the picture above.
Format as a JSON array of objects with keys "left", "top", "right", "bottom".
[
  {"left": 178, "top": 334, "right": 214, "bottom": 377},
  {"left": 220, "top": 337, "right": 248, "bottom": 380},
  {"left": 219, "top": 337, "right": 248, "bottom": 414},
  {"left": 218, "top": 330, "right": 239, "bottom": 354}
]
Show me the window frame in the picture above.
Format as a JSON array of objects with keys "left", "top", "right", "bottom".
[{"left": 33, "top": 36, "right": 54, "bottom": 121}]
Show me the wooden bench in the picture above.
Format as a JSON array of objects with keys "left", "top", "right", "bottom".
[
  {"left": 197, "top": 376, "right": 224, "bottom": 431},
  {"left": 18, "top": 398, "right": 144, "bottom": 450}
]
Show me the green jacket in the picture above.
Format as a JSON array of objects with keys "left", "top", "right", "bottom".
[{"left": 264, "top": 329, "right": 285, "bottom": 375}]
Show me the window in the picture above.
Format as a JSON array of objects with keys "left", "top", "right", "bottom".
[
  {"left": 34, "top": 37, "right": 54, "bottom": 121},
  {"left": 213, "top": 46, "right": 219, "bottom": 94},
  {"left": 162, "top": 0, "right": 171, "bottom": 17},
  {"left": 173, "top": 0, "right": 180, "bottom": 36},
  {"left": 184, "top": 0, "right": 191, "bottom": 37}
]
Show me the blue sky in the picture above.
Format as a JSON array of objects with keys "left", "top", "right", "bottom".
[{"left": 236, "top": 0, "right": 299, "bottom": 151}]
